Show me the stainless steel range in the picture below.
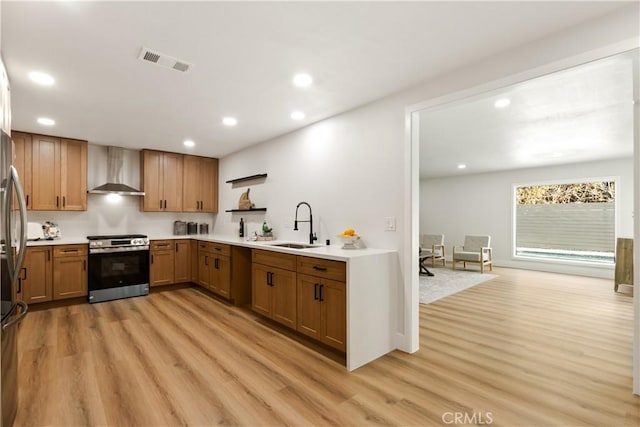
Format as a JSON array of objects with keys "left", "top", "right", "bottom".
[{"left": 87, "top": 234, "right": 150, "bottom": 303}]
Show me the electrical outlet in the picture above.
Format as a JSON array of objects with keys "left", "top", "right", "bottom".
[{"left": 384, "top": 216, "right": 396, "bottom": 231}]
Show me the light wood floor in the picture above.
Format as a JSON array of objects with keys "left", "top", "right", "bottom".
[{"left": 15, "top": 266, "right": 640, "bottom": 426}]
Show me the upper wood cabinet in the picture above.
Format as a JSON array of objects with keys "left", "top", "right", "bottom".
[
  {"left": 11, "top": 131, "right": 32, "bottom": 209},
  {"left": 29, "top": 133, "right": 87, "bottom": 211},
  {"left": 142, "top": 150, "right": 218, "bottom": 213},
  {"left": 183, "top": 155, "right": 218, "bottom": 213},
  {"left": 141, "top": 150, "right": 183, "bottom": 212}
]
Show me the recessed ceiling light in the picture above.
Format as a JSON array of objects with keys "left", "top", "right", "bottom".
[
  {"left": 37, "top": 117, "right": 55, "bottom": 126},
  {"left": 494, "top": 98, "right": 511, "bottom": 109},
  {"left": 457, "top": 164, "right": 467, "bottom": 169},
  {"left": 290, "top": 111, "right": 305, "bottom": 120},
  {"left": 292, "top": 73, "right": 312, "bottom": 87},
  {"left": 183, "top": 139, "right": 195, "bottom": 147},
  {"left": 222, "top": 117, "right": 237, "bottom": 126},
  {"left": 28, "top": 71, "right": 55, "bottom": 86}
]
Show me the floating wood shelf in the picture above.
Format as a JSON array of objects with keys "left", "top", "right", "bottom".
[
  {"left": 225, "top": 174, "right": 268, "bottom": 184},
  {"left": 225, "top": 208, "right": 267, "bottom": 213}
]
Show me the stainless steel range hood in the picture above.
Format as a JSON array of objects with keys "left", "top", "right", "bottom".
[{"left": 88, "top": 146, "right": 145, "bottom": 196}]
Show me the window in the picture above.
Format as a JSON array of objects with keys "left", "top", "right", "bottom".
[{"left": 514, "top": 180, "right": 615, "bottom": 264}]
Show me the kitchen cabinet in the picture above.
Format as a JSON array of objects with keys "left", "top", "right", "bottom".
[
  {"left": 297, "top": 257, "right": 346, "bottom": 351},
  {"left": 174, "top": 240, "right": 191, "bottom": 283},
  {"left": 183, "top": 155, "right": 218, "bottom": 213},
  {"left": 31, "top": 134, "right": 87, "bottom": 211},
  {"left": 11, "top": 131, "right": 32, "bottom": 209},
  {"left": 141, "top": 150, "right": 183, "bottom": 212},
  {"left": 252, "top": 249, "right": 297, "bottom": 328},
  {"left": 197, "top": 242, "right": 231, "bottom": 298},
  {"left": 190, "top": 240, "right": 198, "bottom": 282},
  {"left": 19, "top": 246, "right": 53, "bottom": 304},
  {"left": 52, "top": 245, "right": 88, "bottom": 300},
  {"left": 150, "top": 240, "right": 175, "bottom": 287}
]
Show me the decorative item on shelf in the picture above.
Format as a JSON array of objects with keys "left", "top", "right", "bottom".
[
  {"left": 256, "top": 220, "right": 274, "bottom": 241},
  {"left": 43, "top": 221, "right": 62, "bottom": 240},
  {"left": 238, "top": 188, "right": 255, "bottom": 210},
  {"left": 338, "top": 228, "right": 360, "bottom": 249}
]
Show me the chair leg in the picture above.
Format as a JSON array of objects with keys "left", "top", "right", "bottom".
[{"left": 489, "top": 262, "right": 493, "bottom": 272}]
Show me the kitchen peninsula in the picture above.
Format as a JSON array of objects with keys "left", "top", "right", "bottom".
[{"left": 25, "top": 235, "right": 398, "bottom": 371}]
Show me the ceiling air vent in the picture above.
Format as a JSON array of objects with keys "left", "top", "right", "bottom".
[{"left": 138, "top": 47, "right": 193, "bottom": 73}]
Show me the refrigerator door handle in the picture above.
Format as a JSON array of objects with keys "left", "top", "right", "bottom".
[
  {"left": 1, "top": 301, "right": 28, "bottom": 330},
  {"left": 9, "top": 166, "right": 28, "bottom": 288}
]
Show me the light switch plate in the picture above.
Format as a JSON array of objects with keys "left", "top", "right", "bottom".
[{"left": 384, "top": 216, "right": 396, "bottom": 231}]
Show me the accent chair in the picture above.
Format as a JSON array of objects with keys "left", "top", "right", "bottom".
[
  {"left": 452, "top": 235, "right": 493, "bottom": 273},
  {"left": 419, "top": 234, "right": 445, "bottom": 275}
]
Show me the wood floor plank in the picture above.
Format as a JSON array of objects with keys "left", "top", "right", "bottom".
[{"left": 15, "top": 266, "right": 640, "bottom": 426}]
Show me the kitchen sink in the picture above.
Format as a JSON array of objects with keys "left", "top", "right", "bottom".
[{"left": 268, "top": 242, "right": 317, "bottom": 249}]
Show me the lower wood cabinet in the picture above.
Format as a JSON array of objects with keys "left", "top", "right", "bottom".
[
  {"left": 197, "top": 242, "right": 232, "bottom": 298},
  {"left": 20, "top": 244, "right": 87, "bottom": 304},
  {"left": 251, "top": 250, "right": 297, "bottom": 329},
  {"left": 174, "top": 240, "right": 191, "bottom": 283},
  {"left": 20, "top": 246, "right": 53, "bottom": 303},
  {"left": 150, "top": 239, "right": 192, "bottom": 287},
  {"left": 52, "top": 245, "right": 88, "bottom": 300},
  {"left": 297, "top": 274, "right": 346, "bottom": 351},
  {"left": 296, "top": 256, "right": 346, "bottom": 351}
]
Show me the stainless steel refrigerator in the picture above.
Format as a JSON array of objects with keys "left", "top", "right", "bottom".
[{"left": 1, "top": 129, "right": 28, "bottom": 427}]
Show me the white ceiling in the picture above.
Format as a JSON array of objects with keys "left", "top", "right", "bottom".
[
  {"left": 1, "top": 1, "right": 631, "bottom": 158},
  {"left": 419, "top": 51, "right": 636, "bottom": 179}
]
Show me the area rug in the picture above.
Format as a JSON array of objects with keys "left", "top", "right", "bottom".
[{"left": 420, "top": 266, "right": 497, "bottom": 304}]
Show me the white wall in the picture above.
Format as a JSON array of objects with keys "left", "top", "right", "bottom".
[
  {"left": 420, "top": 157, "right": 633, "bottom": 278},
  {"left": 27, "top": 144, "right": 214, "bottom": 238},
  {"left": 216, "top": 5, "right": 638, "bottom": 351}
]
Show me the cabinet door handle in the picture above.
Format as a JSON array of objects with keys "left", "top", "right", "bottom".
[
  {"left": 312, "top": 265, "right": 327, "bottom": 272},
  {"left": 164, "top": 200, "right": 167, "bottom": 209},
  {"left": 205, "top": 255, "right": 208, "bottom": 266},
  {"left": 160, "top": 200, "right": 163, "bottom": 209},
  {"left": 17, "top": 278, "right": 21, "bottom": 294},
  {"left": 62, "top": 196, "right": 66, "bottom": 208},
  {"left": 56, "top": 196, "right": 59, "bottom": 207},
  {"left": 319, "top": 284, "right": 324, "bottom": 302},
  {"left": 20, "top": 267, "right": 27, "bottom": 281},
  {"left": 26, "top": 195, "right": 29, "bottom": 207},
  {"left": 63, "top": 249, "right": 78, "bottom": 253},
  {"left": 314, "top": 283, "right": 319, "bottom": 300},
  {"left": 266, "top": 271, "right": 273, "bottom": 286},
  {"left": 214, "top": 258, "right": 219, "bottom": 269},
  {"left": 47, "top": 250, "right": 50, "bottom": 261},
  {"left": 175, "top": 243, "right": 178, "bottom": 252},
  {"left": 214, "top": 247, "right": 221, "bottom": 251},
  {"left": 151, "top": 254, "right": 154, "bottom": 264},
  {"left": 83, "top": 260, "right": 86, "bottom": 271}
]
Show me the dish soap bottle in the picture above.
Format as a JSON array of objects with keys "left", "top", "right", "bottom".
[
  {"left": 239, "top": 218, "right": 244, "bottom": 238},
  {"left": 262, "top": 220, "right": 272, "bottom": 234}
]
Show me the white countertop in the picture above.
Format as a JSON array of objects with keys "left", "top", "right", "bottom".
[
  {"left": 152, "top": 234, "right": 397, "bottom": 261},
  {"left": 25, "top": 234, "right": 397, "bottom": 261},
  {"left": 26, "top": 237, "right": 89, "bottom": 246}
]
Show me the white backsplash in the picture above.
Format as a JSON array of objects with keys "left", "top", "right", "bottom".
[{"left": 26, "top": 195, "right": 215, "bottom": 238}]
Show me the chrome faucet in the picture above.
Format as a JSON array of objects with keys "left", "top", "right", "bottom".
[{"left": 294, "top": 201, "right": 317, "bottom": 245}]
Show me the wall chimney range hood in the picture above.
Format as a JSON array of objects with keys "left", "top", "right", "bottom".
[{"left": 88, "top": 146, "right": 145, "bottom": 196}]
